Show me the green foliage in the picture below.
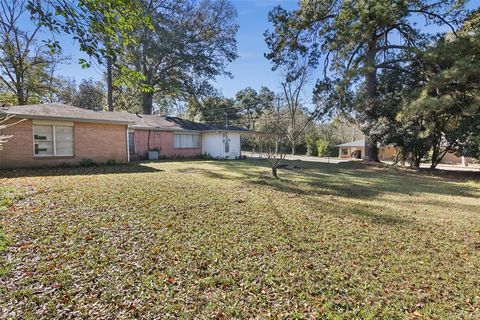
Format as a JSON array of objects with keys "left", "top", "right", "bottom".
[
  {"left": 265, "top": 0, "right": 467, "bottom": 159},
  {"left": 115, "top": 0, "right": 238, "bottom": 114},
  {"left": 0, "top": 91, "right": 16, "bottom": 106},
  {"left": 0, "top": 0, "right": 64, "bottom": 105},
  {"left": 316, "top": 138, "right": 329, "bottom": 157},
  {"left": 315, "top": 138, "right": 338, "bottom": 157},
  {"left": 75, "top": 79, "right": 106, "bottom": 110},
  {"left": 360, "top": 10, "right": 480, "bottom": 168},
  {"left": 28, "top": 0, "right": 149, "bottom": 67},
  {"left": 79, "top": 158, "right": 95, "bottom": 167},
  {"left": 187, "top": 95, "right": 238, "bottom": 125},
  {"left": 106, "top": 159, "right": 117, "bottom": 166},
  {"left": 234, "top": 86, "right": 275, "bottom": 130},
  {"left": 55, "top": 78, "right": 106, "bottom": 110},
  {"left": 304, "top": 130, "right": 318, "bottom": 156}
]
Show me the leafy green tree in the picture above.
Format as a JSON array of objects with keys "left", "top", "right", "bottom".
[
  {"left": 52, "top": 77, "right": 77, "bottom": 105},
  {"left": 265, "top": 0, "right": 467, "bottom": 161},
  {"left": 254, "top": 98, "right": 287, "bottom": 179},
  {"left": 28, "top": 0, "right": 150, "bottom": 111},
  {"left": 361, "top": 66, "right": 432, "bottom": 167},
  {"left": 235, "top": 86, "right": 274, "bottom": 130},
  {"left": 118, "top": 0, "right": 238, "bottom": 115},
  {"left": 316, "top": 138, "right": 330, "bottom": 157},
  {"left": 360, "top": 9, "right": 480, "bottom": 168},
  {"left": 407, "top": 10, "right": 480, "bottom": 168},
  {"left": 304, "top": 126, "right": 319, "bottom": 156},
  {"left": 58, "top": 79, "right": 106, "bottom": 110},
  {"left": 0, "top": 0, "right": 63, "bottom": 105},
  {"left": 75, "top": 79, "right": 106, "bottom": 110},
  {"left": 187, "top": 95, "right": 239, "bottom": 125}
]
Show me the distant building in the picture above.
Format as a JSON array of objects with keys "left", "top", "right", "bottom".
[{"left": 336, "top": 139, "right": 471, "bottom": 165}]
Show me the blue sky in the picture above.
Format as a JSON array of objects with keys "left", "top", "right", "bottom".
[
  {"left": 39, "top": 0, "right": 477, "bottom": 100},
  {"left": 214, "top": 0, "right": 298, "bottom": 97}
]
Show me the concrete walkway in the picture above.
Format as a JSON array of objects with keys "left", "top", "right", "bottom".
[{"left": 247, "top": 152, "right": 352, "bottom": 164}]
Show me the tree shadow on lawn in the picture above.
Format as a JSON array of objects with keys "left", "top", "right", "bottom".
[
  {"left": 196, "top": 159, "right": 480, "bottom": 200},
  {"left": 0, "top": 163, "right": 163, "bottom": 179},
  {"left": 340, "top": 206, "right": 413, "bottom": 226}
]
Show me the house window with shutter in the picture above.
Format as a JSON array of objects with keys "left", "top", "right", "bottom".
[{"left": 33, "top": 123, "right": 74, "bottom": 157}]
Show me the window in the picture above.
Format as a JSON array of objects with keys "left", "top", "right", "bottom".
[
  {"left": 34, "top": 124, "right": 74, "bottom": 156},
  {"left": 128, "top": 132, "right": 135, "bottom": 154},
  {"left": 174, "top": 133, "right": 200, "bottom": 148}
]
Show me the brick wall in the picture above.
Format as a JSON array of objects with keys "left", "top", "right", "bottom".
[
  {"left": 0, "top": 118, "right": 127, "bottom": 169},
  {"left": 131, "top": 130, "right": 202, "bottom": 160}
]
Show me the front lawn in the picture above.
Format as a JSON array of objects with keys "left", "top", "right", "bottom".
[{"left": 1, "top": 160, "right": 479, "bottom": 319}]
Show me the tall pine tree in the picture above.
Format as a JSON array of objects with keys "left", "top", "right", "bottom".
[{"left": 265, "top": 0, "right": 467, "bottom": 161}]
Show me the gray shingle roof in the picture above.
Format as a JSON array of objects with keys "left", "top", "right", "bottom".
[
  {"left": 0, "top": 104, "right": 134, "bottom": 124},
  {"left": 335, "top": 139, "right": 366, "bottom": 147},
  {"left": 0, "top": 104, "right": 249, "bottom": 132}
]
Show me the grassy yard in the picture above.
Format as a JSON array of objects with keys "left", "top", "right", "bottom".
[{"left": 1, "top": 160, "right": 479, "bottom": 319}]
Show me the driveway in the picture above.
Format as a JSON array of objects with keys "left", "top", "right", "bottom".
[{"left": 246, "top": 152, "right": 480, "bottom": 172}]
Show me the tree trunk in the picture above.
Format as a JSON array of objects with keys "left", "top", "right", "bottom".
[
  {"left": 16, "top": 84, "right": 25, "bottom": 105},
  {"left": 291, "top": 145, "right": 295, "bottom": 156},
  {"left": 364, "top": 140, "right": 379, "bottom": 162},
  {"left": 412, "top": 157, "right": 421, "bottom": 168},
  {"left": 363, "top": 38, "right": 380, "bottom": 162},
  {"left": 106, "top": 56, "right": 114, "bottom": 112},
  {"left": 140, "top": 37, "right": 154, "bottom": 115},
  {"left": 272, "top": 166, "right": 278, "bottom": 179},
  {"left": 430, "top": 137, "right": 446, "bottom": 169},
  {"left": 431, "top": 149, "right": 447, "bottom": 169},
  {"left": 142, "top": 91, "right": 153, "bottom": 115}
]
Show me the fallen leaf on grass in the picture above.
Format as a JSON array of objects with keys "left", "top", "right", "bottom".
[{"left": 165, "top": 277, "right": 176, "bottom": 285}]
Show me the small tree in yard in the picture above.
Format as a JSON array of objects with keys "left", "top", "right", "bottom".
[
  {"left": 258, "top": 132, "right": 287, "bottom": 179},
  {"left": 256, "top": 98, "right": 287, "bottom": 179},
  {"left": 280, "top": 63, "right": 314, "bottom": 156}
]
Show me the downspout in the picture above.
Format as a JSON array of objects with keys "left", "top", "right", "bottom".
[
  {"left": 147, "top": 130, "right": 151, "bottom": 151},
  {"left": 126, "top": 127, "right": 130, "bottom": 162}
]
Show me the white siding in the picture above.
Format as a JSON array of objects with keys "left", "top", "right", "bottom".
[{"left": 201, "top": 131, "right": 241, "bottom": 159}]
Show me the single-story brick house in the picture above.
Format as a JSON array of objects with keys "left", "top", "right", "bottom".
[
  {"left": 0, "top": 104, "right": 249, "bottom": 169},
  {"left": 336, "top": 139, "right": 471, "bottom": 165}
]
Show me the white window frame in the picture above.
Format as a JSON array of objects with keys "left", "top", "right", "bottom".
[
  {"left": 33, "top": 120, "right": 74, "bottom": 157},
  {"left": 173, "top": 133, "right": 201, "bottom": 149}
]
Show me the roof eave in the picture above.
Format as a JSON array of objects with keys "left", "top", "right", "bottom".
[{"left": 2, "top": 113, "right": 133, "bottom": 125}]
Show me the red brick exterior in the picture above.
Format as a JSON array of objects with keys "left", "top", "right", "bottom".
[
  {"left": 0, "top": 119, "right": 128, "bottom": 169},
  {"left": 131, "top": 129, "right": 202, "bottom": 160}
]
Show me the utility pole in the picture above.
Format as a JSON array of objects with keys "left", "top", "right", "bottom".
[{"left": 224, "top": 112, "right": 228, "bottom": 129}]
